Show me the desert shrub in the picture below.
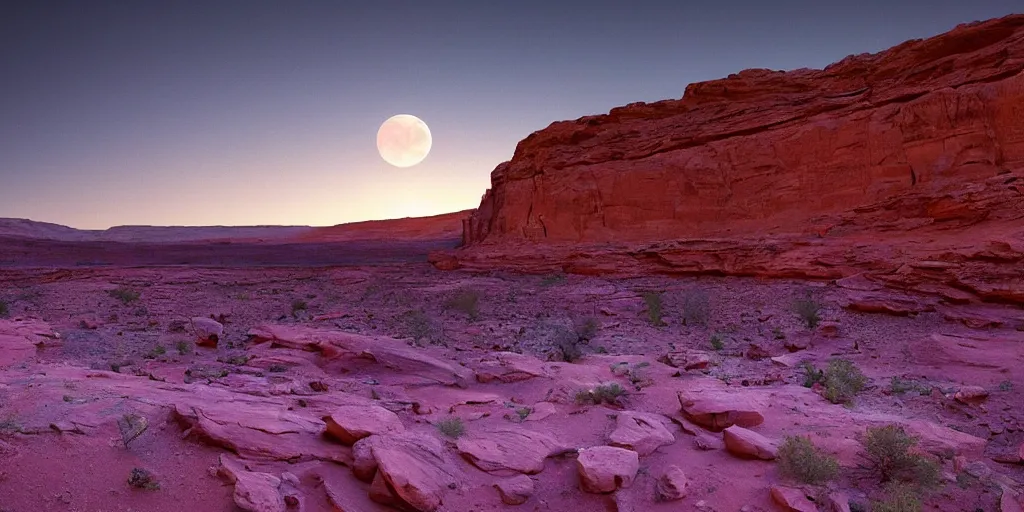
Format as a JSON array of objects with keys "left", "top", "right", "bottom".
[
  {"left": 862, "top": 425, "right": 940, "bottom": 490},
  {"left": 128, "top": 468, "right": 160, "bottom": 490},
  {"left": 577, "top": 382, "right": 627, "bottom": 406},
  {"left": 516, "top": 407, "right": 531, "bottom": 421},
  {"left": 445, "top": 289, "right": 481, "bottom": 321},
  {"left": 555, "top": 334, "right": 584, "bottom": 362},
  {"left": 268, "top": 364, "right": 288, "bottom": 373},
  {"left": 575, "top": 317, "right": 599, "bottom": 341},
  {"left": 792, "top": 294, "right": 822, "bottom": 329},
  {"left": 710, "top": 332, "right": 725, "bottom": 351},
  {"left": 108, "top": 286, "right": 141, "bottom": 304},
  {"left": 777, "top": 435, "right": 839, "bottom": 485},
  {"left": 773, "top": 327, "right": 786, "bottom": 339},
  {"left": 436, "top": 417, "right": 465, "bottom": 438},
  {"left": 642, "top": 291, "right": 665, "bottom": 326},
  {"left": 801, "top": 362, "right": 826, "bottom": 388},
  {"left": 823, "top": 359, "right": 867, "bottom": 404},
  {"left": 290, "top": 299, "right": 308, "bottom": 316},
  {"left": 143, "top": 344, "right": 166, "bottom": 360},
  {"left": 681, "top": 289, "right": 711, "bottom": 327},
  {"left": 0, "top": 416, "right": 21, "bottom": 434},
  {"left": 869, "top": 482, "right": 922, "bottom": 512},
  {"left": 401, "top": 309, "right": 438, "bottom": 343},
  {"left": 890, "top": 377, "right": 926, "bottom": 395},
  {"left": 999, "top": 380, "right": 1013, "bottom": 392},
  {"left": 0, "top": 300, "right": 8, "bottom": 317},
  {"left": 175, "top": 340, "right": 191, "bottom": 355},
  {"left": 219, "top": 354, "right": 250, "bottom": 366}
]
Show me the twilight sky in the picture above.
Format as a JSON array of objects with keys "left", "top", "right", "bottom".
[{"left": 0, "top": 1, "right": 1020, "bottom": 229}]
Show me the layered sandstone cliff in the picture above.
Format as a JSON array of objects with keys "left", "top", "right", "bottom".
[{"left": 434, "top": 15, "right": 1024, "bottom": 306}]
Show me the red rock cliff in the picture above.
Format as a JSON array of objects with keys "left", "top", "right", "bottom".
[{"left": 436, "top": 15, "right": 1024, "bottom": 306}]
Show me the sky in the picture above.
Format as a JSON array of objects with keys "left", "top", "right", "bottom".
[{"left": 0, "top": 1, "right": 1020, "bottom": 229}]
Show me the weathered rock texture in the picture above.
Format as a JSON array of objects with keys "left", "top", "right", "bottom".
[{"left": 436, "top": 15, "right": 1024, "bottom": 306}]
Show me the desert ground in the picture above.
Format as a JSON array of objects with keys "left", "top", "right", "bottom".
[{"left": 1, "top": 244, "right": 1023, "bottom": 512}]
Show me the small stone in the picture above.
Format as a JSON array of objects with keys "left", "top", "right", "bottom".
[
  {"left": 494, "top": 475, "right": 534, "bottom": 505},
  {"left": 191, "top": 317, "right": 223, "bottom": 347},
  {"left": 817, "top": 322, "right": 840, "bottom": 337},
  {"left": 576, "top": 446, "right": 639, "bottom": 493},
  {"left": 655, "top": 466, "right": 688, "bottom": 501}
]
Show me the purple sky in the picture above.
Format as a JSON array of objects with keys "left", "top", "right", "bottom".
[{"left": 1, "top": 1, "right": 1020, "bottom": 229}]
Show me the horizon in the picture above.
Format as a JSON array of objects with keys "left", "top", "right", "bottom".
[{"left": 1, "top": 1, "right": 1020, "bottom": 229}]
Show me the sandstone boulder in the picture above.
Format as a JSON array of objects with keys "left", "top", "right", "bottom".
[
  {"left": 678, "top": 391, "right": 764, "bottom": 431},
  {"left": 608, "top": 411, "right": 675, "bottom": 456},
  {"left": 770, "top": 486, "right": 817, "bottom": 512},
  {"left": 369, "top": 432, "right": 459, "bottom": 511},
  {"left": 322, "top": 405, "right": 405, "bottom": 445},
  {"left": 723, "top": 425, "right": 777, "bottom": 460},
  {"left": 494, "top": 475, "right": 534, "bottom": 505},
  {"left": 655, "top": 465, "right": 688, "bottom": 501},
  {"left": 576, "top": 446, "right": 639, "bottom": 493},
  {"left": 954, "top": 386, "right": 990, "bottom": 404},
  {"left": 191, "top": 317, "right": 223, "bottom": 346},
  {"left": 457, "top": 428, "right": 571, "bottom": 474}
]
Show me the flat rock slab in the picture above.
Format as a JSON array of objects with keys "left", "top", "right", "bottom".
[
  {"left": 323, "top": 405, "right": 405, "bottom": 445},
  {"left": 723, "top": 425, "right": 778, "bottom": 460},
  {"left": 608, "top": 411, "right": 675, "bottom": 456},
  {"left": 678, "top": 390, "right": 765, "bottom": 431},
  {"left": 457, "top": 428, "right": 572, "bottom": 474}
]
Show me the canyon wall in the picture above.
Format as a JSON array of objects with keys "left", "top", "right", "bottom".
[{"left": 435, "top": 15, "right": 1024, "bottom": 306}]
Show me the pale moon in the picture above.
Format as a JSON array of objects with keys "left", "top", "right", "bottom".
[{"left": 376, "top": 114, "right": 432, "bottom": 167}]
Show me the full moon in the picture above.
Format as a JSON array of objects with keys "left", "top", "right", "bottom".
[{"left": 376, "top": 114, "right": 432, "bottom": 167}]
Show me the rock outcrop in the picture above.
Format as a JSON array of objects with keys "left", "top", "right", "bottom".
[{"left": 435, "top": 15, "right": 1024, "bottom": 307}]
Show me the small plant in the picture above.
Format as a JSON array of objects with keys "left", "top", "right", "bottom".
[
  {"left": 861, "top": 424, "right": 939, "bottom": 490},
  {"left": 801, "top": 362, "right": 825, "bottom": 388},
  {"left": 869, "top": 482, "right": 921, "bottom": 512},
  {"left": 890, "top": 377, "right": 924, "bottom": 395},
  {"left": 575, "top": 317, "right": 599, "bottom": 341},
  {"left": 143, "top": 344, "right": 167, "bottom": 360},
  {"left": 175, "top": 340, "right": 191, "bottom": 355},
  {"left": 642, "top": 291, "right": 665, "bottom": 326},
  {"left": 370, "top": 388, "right": 381, "bottom": 400},
  {"left": 710, "top": 332, "right": 725, "bottom": 351},
  {"left": 0, "top": 300, "right": 8, "bottom": 317},
  {"left": 681, "top": 289, "right": 710, "bottom": 327},
  {"left": 219, "top": 354, "right": 250, "bottom": 366},
  {"left": 0, "top": 416, "right": 21, "bottom": 434},
  {"left": 792, "top": 294, "right": 822, "bottom": 329},
  {"left": 445, "top": 289, "right": 481, "bottom": 321},
  {"left": 823, "top": 359, "right": 867, "bottom": 404},
  {"left": 401, "top": 309, "right": 436, "bottom": 343},
  {"left": 999, "top": 380, "right": 1013, "bottom": 392},
  {"left": 436, "top": 416, "right": 465, "bottom": 438},
  {"left": 108, "top": 286, "right": 141, "bottom": 304},
  {"left": 555, "top": 334, "right": 584, "bottom": 363},
  {"left": 516, "top": 407, "right": 532, "bottom": 421},
  {"left": 772, "top": 327, "right": 785, "bottom": 340},
  {"left": 776, "top": 435, "right": 839, "bottom": 484},
  {"left": 577, "top": 382, "right": 627, "bottom": 406},
  {"left": 128, "top": 467, "right": 160, "bottom": 490},
  {"left": 268, "top": 364, "right": 288, "bottom": 373},
  {"left": 290, "top": 299, "right": 308, "bottom": 317}
]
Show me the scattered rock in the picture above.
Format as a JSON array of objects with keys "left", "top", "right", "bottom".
[
  {"left": 576, "top": 446, "right": 639, "bottom": 493},
  {"left": 770, "top": 486, "right": 817, "bottom": 512},
  {"left": 494, "top": 475, "right": 534, "bottom": 505},
  {"left": 954, "top": 386, "right": 990, "bottom": 404},
  {"left": 608, "top": 411, "right": 675, "bottom": 456},
  {"left": 655, "top": 465, "right": 688, "bottom": 501},
  {"left": 723, "top": 426, "right": 777, "bottom": 460},
  {"left": 322, "top": 405, "right": 405, "bottom": 445},
  {"left": 191, "top": 317, "right": 223, "bottom": 347}
]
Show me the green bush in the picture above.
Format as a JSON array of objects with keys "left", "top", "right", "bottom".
[
  {"left": 642, "top": 291, "right": 665, "bottom": 326},
  {"left": 793, "top": 294, "right": 821, "bottom": 329},
  {"left": 128, "top": 468, "right": 160, "bottom": 490},
  {"left": 290, "top": 299, "right": 308, "bottom": 316},
  {"left": 436, "top": 416, "right": 465, "bottom": 438},
  {"left": 823, "top": 359, "right": 867, "bottom": 404},
  {"left": 401, "top": 309, "right": 437, "bottom": 343},
  {"left": 776, "top": 435, "right": 840, "bottom": 484},
  {"left": 576, "top": 382, "right": 627, "bottom": 406},
  {"left": 174, "top": 340, "right": 191, "bottom": 355},
  {"left": 108, "top": 287, "right": 141, "bottom": 304},
  {"left": 445, "top": 289, "right": 481, "bottom": 321},
  {"left": 870, "top": 482, "right": 921, "bottom": 512},
  {"left": 862, "top": 425, "right": 940, "bottom": 490},
  {"left": 802, "top": 361, "right": 826, "bottom": 388},
  {"left": 710, "top": 332, "right": 725, "bottom": 351},
  {"left": 575, "top": 317, "right": 599, "bottom": 341}
]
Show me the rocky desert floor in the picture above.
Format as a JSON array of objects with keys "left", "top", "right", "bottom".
[{"left": 1, "top": 261, "right": 1023, "bottom": 512}]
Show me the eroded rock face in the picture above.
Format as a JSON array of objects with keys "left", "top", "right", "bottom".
[
  {"left": 436, "top": 15, "right": 1024, "bottom": 308},
  {"left": 456, "top": 428, "right": 571, "bottom": 474},
  {"left": 322, "top": 405, "right": 405, "bottom": 445}
]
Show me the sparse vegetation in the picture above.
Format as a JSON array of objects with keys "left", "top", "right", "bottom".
[
  {"left": 869, "top": 482, "right": 922, "bottom": 512},
  {"left": 610, "top": 362, "right": 651, "bottom": 388},
  {"left": 642, "top": 291, "right": 665, "bottom": 326},
  {"left": 801, "top": 361, "right": 825, "bottom": 388},
  {"left": 268, "top": 364, "right": 288, "bottom": 373},
  {"left": 681, "top": 289, "right": 710, "bottom": 327},
  {"left": 108, "top": 286, "right": 141, "bottom": 304},
  {"left": 0, "top": 300, "right": 8, "bottom": 317},
  {"left": 776, "top": 435, "right": 839, "bottom": 485},
  {"left": 0, "top": 416, "right": 21, "bottom": 434},
  {"left": 999, "top": 380, "right": 1013, "bottom": 392},
  {"left": 290, "top": 299, "right": 308, "bottom": 316},
  {"left": 772, "top": 327, "right": 786, "bottom": 340},
  {"left": 445, "top": 289, "right": 481, "bottom": 321},
  {"left": 143, "top": 344, "right": 166, "bottom": 360},
  {"left": 575, "top": 317, "right": 599, "bottom": 341},
  {"left": 128, "top": 467, "right": 160, "bottom": 490},
  {"left": 823, "top": 359, "right": 867, "bottom": 404},
  {"left": 793, "top": 294, "right": 822, "bottom": 329},
  {"left": 175, "top": 340, "right": 191, "bottom": 355},
  {"left": 890, "top": 377, "right": 926, "bottom": 395},
  {"left": 400, "top": 309, "right": 437, "bottom": 343},
  {"left": 219, "top": 354, "right": 250, "bottom": 366},
  {"left": 709, "top": 332, "right": 725, "bottom": 351},
  {"left": 861, "top": 424, "right": 940, "bottom": 490},
  {"left": 576, "top": 382, "right": 627, "bottom": 406},
  {"left": 516, "top": 407, "right": 531, "bottom": 421},
  {"left": 436, "top": 416, "right": 465, "bottom": 438},
  {"left": 540, "top": 273, "right": 566, "bottom": 287}
]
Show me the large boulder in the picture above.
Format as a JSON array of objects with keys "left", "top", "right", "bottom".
[
  {"left": 576, "top": 446, "right": 639, "bottom": 494},
  {"left": 678, "top": 391, "right": 765, "bottom": 431},
  {"left": 723, "top": 425, "right": 778, "bottom": 460},
  {"left": 368, "top": 432, "right": 459, "bottom": 511},
  {"left": 322, "top": 405, "right": 405, "bottom": 445},
  {"left": 608, "top": 411, "right": 675, "bottom": 456},
  {"left": 494, "top": 475, "right": 535, "bottom": 505}
]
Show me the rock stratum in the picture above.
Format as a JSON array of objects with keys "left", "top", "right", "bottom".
[{"left": 436, "top": 15, "right": 1024, "bottom": 306}]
